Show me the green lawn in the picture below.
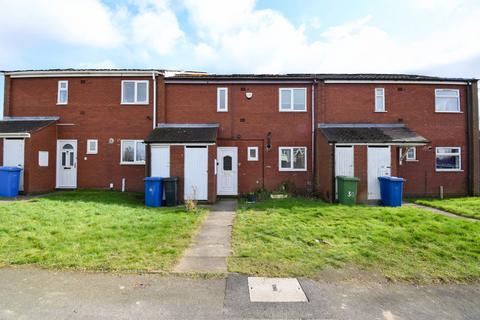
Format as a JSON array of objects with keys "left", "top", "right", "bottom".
[
  {"left": 0, "top": 190, "right": 205, "bottom": 272},
  {"left": 229, "top": 198, "right": 480, "bottom": 282},
  {"left": 415, "top": 197, "right": 480, "bottom": 219}
]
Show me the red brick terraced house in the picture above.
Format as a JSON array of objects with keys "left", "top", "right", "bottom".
[{"left": 0, "top": 69, "right": 478, "bottom": 203}]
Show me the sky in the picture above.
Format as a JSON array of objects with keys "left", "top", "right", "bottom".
[{"left": 1, "top": 0, "right": 480, "bottom": 114}]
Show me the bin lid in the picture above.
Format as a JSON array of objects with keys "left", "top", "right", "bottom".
[
  {"left": 144, "top": 176, "right": 164, "bottom": 181},
  {"left": 162, "top": 176, "right": 179, "bottom": 182},
  {"left": 336, "top": 175, "right": 360, "bottom": 181},
  {"left": 0, "top": 166, "right": 22, "bottom": 172},
  {"left": 378, "top": 176, "right": 405, "bottom": 182}
]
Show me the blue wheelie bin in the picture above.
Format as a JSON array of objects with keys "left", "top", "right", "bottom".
[
  {"left": 378, "top": 176, "right": 405, "bottom": 207},
  {"left": 0, "top": 166, "right": 23, "bottom": 197},
  {"left": 144, "top": 177, "right": 164, "bottom": 207}
]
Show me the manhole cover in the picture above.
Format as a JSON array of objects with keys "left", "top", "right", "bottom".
[{"left": 248, "top": 277, "right": 308, "bottom": 302}]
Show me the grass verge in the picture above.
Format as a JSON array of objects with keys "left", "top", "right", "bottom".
[
  {"left": 228, "top": 198, "right": 480, "bottom": 282},
  {"left": 414, "top": 197, "right": 480, "bottom": 219},
  {"left": 0, "top": 190, "right": 205, "bottom": 272}
]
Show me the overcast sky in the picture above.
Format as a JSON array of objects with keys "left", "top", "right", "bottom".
[{"left": 1, "top": 0, "right": 480, "bottom": 114}]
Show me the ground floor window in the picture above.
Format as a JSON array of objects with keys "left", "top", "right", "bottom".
[
  {"left": 435, "top": 147, "right": 461, "bottom": 171},
  {"left": 279, "top": 147, "right": 306, "bottom": 171},
  {"left": 247, "top": 147, "right": 258, "bottom": 161},
  {"left": 121, "top": 140, "right": 145, "bottom": 164},
  {"left": 405, "top": 147, "right": 416, "bottom": 161}
]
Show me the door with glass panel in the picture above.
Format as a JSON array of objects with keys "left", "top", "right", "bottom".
[{"left": 56, "top": 140, "right": 77, "bottom": 188}]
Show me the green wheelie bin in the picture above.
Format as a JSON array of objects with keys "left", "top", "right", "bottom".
[{"left": 336, "top": 176, "right": 360, "bottom": 205}]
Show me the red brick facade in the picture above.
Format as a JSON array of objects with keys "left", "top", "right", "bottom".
[{"left": 2, "top": 71, "right": 478, "bottom": 202}]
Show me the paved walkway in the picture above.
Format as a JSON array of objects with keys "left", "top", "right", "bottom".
[
  {"left": 1, "top": 267, "right": 479, "bottom": 320},
  {"left": 405, "top": 203, "right": 478, "bottom": 222},
  {"left": 174, "top": 199, "right": 236, "bottom": 273}
]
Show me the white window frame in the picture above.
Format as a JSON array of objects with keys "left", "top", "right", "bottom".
[
  {"left": 375, "top": 88, "right": 385, "bottom": 112},
  {"left": 120, "top": 140, "right": 146, "bottom": 165},
  {"left": 121, "top": 80, "right": 149, "bottom": 105},
  {"left": 435, "top": 89, "right": 460, "bottom": 113},
  {"left": 400, "top": 146, "right": 417, "bottom": 161},
  {"left": 247, "top": 147, "right": 258, "bottom": 161},
  {"left": 435, "top": 147, "right": 461, "bottom": 172},
  {"left": 57, "top": 80, "right": 68, "bottom": 105},
  {"left": 278, "top": 146, "right": 307, "bottom": 171},
  {"left": 217, "top": 87, "right": 228, "bottom": 112},
  {"left": 86, "top": 139, "right": 98, "bottom": 154},
  {"left": 279, "top": 88, "right": 307, "bottom": 112}
]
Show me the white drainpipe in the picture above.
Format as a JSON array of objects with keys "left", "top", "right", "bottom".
[
  {"left": 152, "top": 72, "right": 157, "bottom": 129},
  {"left": 311, "top": 81, "right": 316, "bottom": 182}
]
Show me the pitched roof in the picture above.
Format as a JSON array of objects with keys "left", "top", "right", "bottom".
[
  {"left": 145, "top": 124, "right": 219, "bottom": 143},
  {"left": 0, "top": 117, "right": 58, "bottom": 134},
  {"left": 167, "top": 73, "right": 475, "bottom": 82},
  {"left": 318, "top": 123, "right": 429, "bottom": 145}
]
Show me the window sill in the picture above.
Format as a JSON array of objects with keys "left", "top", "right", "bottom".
[
  {"left": 248, "top": 159, "right": 259, "bottom": 161},
  {"left": 434, "top": 111, "right": 463, "bottom": 114},
  {"left": 120, "top": 162, "right": 146, "bottom": 166},
  {"left": 279, "top": 168, "right": 307, "bottom": 172},
  {"left": 405, "top": 159, "right": 418, "bottom": 162},
  {"left": 279, "top": 109, "right": 307, "bottom": 113},
  {"left": 57, "top": 103, "right": 68, "bottom": 106},
  {"left": 435, "top": 169, "right": 463, "bottom": 172},
  {"left": 375, "top": 110, "right": 387, "bottom": 113},
  {"left": 121, "top": 102, "right": 149, "bottom": 106},
  {"left": 86, "top": 152, "right": 98, "bottom": 155}
]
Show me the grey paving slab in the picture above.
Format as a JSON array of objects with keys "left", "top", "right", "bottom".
[{"left": 174, "top": 200, "right": 236, "bottom": 273}]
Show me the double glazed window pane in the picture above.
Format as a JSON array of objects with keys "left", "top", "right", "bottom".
[
  {"left": 218, "top": 89, "right": 227, "bottom": 110},
  {"left": 135, "top": 142, "right": 145, "bottom": 162},
  {"left": 122, "top": 141, "right": 135, "bottom": 162},
  {"left": 436, "top": 148, "right": 460, "bottom": 170},
  {"left": 293, "top": 89, "right": 305, "bottom": 110},
  {"left": 137, "top": 82, "right": 147, "bottom": 103},
  {"left": 280, "top": 90, "right": 291, "bottom": 110},
  {"left": 280, "top": 148, "right": 292, "bottom": 168},
  {"left": 123, "top": 82, "right": 135, "bottom": 103},
  {"left": 293, "top": 148, "right": 306, "bottom": 169},
  {"left": 435, "top": 90, "right": 459, "bottom": 112}
]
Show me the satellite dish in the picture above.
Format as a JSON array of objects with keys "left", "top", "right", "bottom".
[{"left": 245, "top": 92, "right": 253, "bottom": 99}]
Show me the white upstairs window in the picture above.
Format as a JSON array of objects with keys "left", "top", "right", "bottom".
[
  {"left": 121, "top": 140, "right": 146, "bottom": 164},
  {"left": 217, "top": 88, "right": 228, "bottom": 112},
  {"left": 375, "top": 88, "right": 385, "bottom": 112},
  {"left": 87, "top": 139, "right": 98, "bottom": 154},
  {"left": 57, "top": 80, "right": 68, "bottom": 105},
  {"left": 279, "top": 88, "right": 307, "bottom": 112},
  {"left": 435, "top": 89, "right": 460, "bottom": 113},
  {"left": 121, "top": 80, "right": 149, "bottom": 104}
]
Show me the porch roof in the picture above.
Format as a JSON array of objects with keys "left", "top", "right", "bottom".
[
  {"left": 145, "top": 123, "right": 219, "bottom": 144},
  {"left": 0, "top": 117, "right": 58, "bottom": 137},
  {"left": 318, "top": 123, "right": 429, "bottom": 145}
]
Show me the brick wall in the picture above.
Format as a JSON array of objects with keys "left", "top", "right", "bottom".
[
  {"left": 7, "top": 75, "right": 162, "bottom": 192},
  {"left": 320, "top": 83, "right": 468, "bottom": 198}
]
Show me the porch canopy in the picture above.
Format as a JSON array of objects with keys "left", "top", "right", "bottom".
[
  {"left": 318, "top": 123, "right": 429, "bottom": 145},
  {"left": 0, "top": 117, "right": 58, "bottom": 138},
  {"left": 145, "top": 123, "right": 219, "bottom": 144}
]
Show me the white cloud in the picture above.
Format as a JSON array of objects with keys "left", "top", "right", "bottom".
[
  {"left": 0, "top": 0, "right": 122, "bottom": 48},
  {"left": 182, "top": 0, "right": 480, "bottom": 74}
]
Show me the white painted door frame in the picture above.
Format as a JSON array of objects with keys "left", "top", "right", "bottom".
[
  {"left": 217, "top": 147, "right": 238, "bottom": 196},
  {"left": 184, "top": 145, "right": 208, "bottom": 200},
  {"left": 335, "top": 145, "right": 354, "bottom": 199},
  {"left": 3, "top": 138, "right": 25, "bottom": 191},
  {"left": 56, "top": 140, "right": 78, "bottom": 189},
  {"left": 367, "top": 146, "right": 391, "bottom": 200}
]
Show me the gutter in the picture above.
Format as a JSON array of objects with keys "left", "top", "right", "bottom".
[
  {"left": 0, "top": 133, "right": 30, "bottom": 138},
  {"left": 152, "top": 72, "right": 157, "bottom": 129}
]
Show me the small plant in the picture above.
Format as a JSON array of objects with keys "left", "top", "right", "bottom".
[
  {"left": 247, "top": 192, "right": 257, "bottom": 203},
  {"left": 254, "top": 188, "right": 271, "bottom": 201},
  {"left": 185, "top": 187, "right": 198, "bottom": 212}
]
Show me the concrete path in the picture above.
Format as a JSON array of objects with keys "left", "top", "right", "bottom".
[
  {"left": 174, "top": 199, "right": 236, "bottom": 273},
  {"left": 1, "top": 267, "right": 479, "bottom": 320},
  {"left": 405, "top": 203, "right": 478, "bottom": 222}
]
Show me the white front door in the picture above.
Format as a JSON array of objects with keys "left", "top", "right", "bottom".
[
  {"left": 151, "top": 145, "right": 170, "bottom": 177},
  {"left": 184, "top": 146, "right": 208, "bottom": 200},
  {"left": 56, "top": 140, "right": 77, "bottom": 188},
  {"left": 335, "top": 145, "right": 354, "bottom": 199},
  {"left": 367, "top": 146, "right": 391, "bottom": 200},
  {"left": 217, "top": 147, "right": 238, "bottom": 196},
  {"left": 3, "top": 138, "right": 25, "bottom": 191}
]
